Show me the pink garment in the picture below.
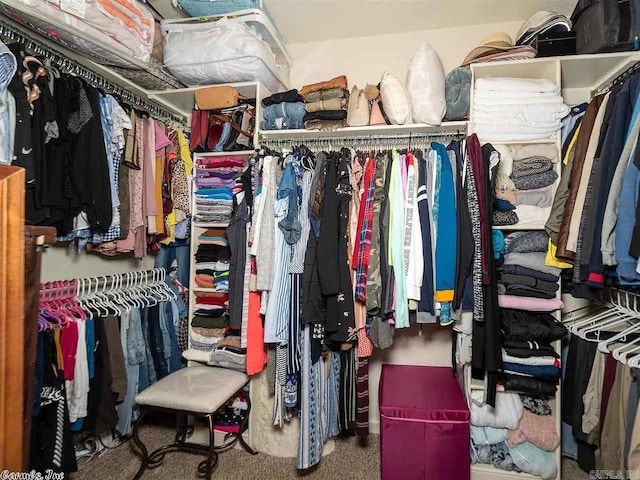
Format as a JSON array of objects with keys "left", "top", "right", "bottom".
[
  {"left": 154, "top": 120, "right": 171, "bottom": 153},
  {"left": 142, "top": 117, "right": 156, "bottom": 218},
  {"left": 196, "top": 157, "right": 246, "bottom": 168},
  {"left": 498, "top": 295, "right": 564, "bottom": 311},
  {"left": 508, "top": 410, "right": 560, "bottom": 451},
  {"left": 60, "top": 322, "right": 79, "bottom": 381}
]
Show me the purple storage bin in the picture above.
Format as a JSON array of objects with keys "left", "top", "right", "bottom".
[{"left": 379, "top": 365, "right": 470, "bottom": 480}]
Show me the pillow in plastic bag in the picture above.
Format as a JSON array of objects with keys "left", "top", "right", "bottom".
[
  {"left": 406, "top": 41, "right": 446, "bottom": 125},
  {"left": 379, "top": 72, "right": 412, "bottom": 125}
]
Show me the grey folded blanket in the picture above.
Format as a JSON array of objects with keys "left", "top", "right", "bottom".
[
  {"left": 511, "top": 156, "right": 553, "bottom": 178},
  {"left": 512, "top": 170, "right": 558, "bottom": 190}
]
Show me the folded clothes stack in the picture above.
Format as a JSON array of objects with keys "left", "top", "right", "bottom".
[
  {"left": 494, "top": 231, "right": 564, "bottom": 310},
  {"left": 191, "top": 291, "right": 229, "bottom": 352},
  {"left": 195, "top": 187, "right": 234, "bottom": 224},
  {"left": 472, "top": 77, "right": 569, "bottom": 142},
  {"left": 208, "top": 332, "right": 246, "bottom": 372},
  {"left": 470, "top": 391, "right": 558, "bottom": 479},
  {"left": 260, "top": 89, "right": 305, "bottom": 130},
  {"left": 194, "top": 238, "right": 231, "bottom": 292},
  {"left": 493, "top": 144, "right": 559, "bottom": 226},
  {"left": 299, "top": 75, "right": 349, "bottom": 131},
  {"left": 499, "top": 307, "right": 567, "bottom": 397}
]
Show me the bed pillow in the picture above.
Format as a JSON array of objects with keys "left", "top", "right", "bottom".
[
  {"left": 380, "top": 72, "right": 412, "bottom": 125},
  {"left": 406, "top": 41, "right": 446, "bottom": 125}
]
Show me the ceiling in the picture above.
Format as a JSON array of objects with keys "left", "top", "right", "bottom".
[{"left": 150, "top": 0, "right": 576, "bottom": 44}]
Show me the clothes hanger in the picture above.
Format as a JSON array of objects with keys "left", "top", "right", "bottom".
[
  {"left": 578, "top": 291, "right": 634, "bottom": 341},
  {"left": 598, "top": 293, "right": 640, "bottom": 353}
]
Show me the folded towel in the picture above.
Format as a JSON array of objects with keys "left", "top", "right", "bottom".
[
  {"left": 511, "top": 156, "right": 553, "bottom": 178},
  {"left": 512, "top": 170, "right": 558, "bottom": 190},
  {"left": 475, "top": 77, "right": 560, "bottom": 94}
]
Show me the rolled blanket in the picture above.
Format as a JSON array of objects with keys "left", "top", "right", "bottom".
[
  {"left": 512, "top": 170, "right": 558, "bottom": 190},
  {"left": 475, "top": 77, "right": 560, "bottom": 94},
  {"left": 305, "top": 97, "right": 347, "bottom": 112},
  {"left": 263, "top": 102, "right": 306, "bottom": 121},
  {"left": 261, "top": 89, "right": 301, "bottom": 107},
  {"left": 511, "top": 156, "right": 553, "bottom": 178}
]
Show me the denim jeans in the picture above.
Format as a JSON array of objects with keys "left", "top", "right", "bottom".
[
  {"left": 140, "top": 308, "right": 157, "bottom": 389},
  {"left": 165, "top": 300, "right": 183, "bottom": 373},
  {"left": 148, "top": 305, "right": 168, "bottom": 380},
  {"left": 126, "top": 308, "right": 146, "bottom": 365},
  {"left": 116, "top": 311, "right": 141, "bottom": 437},
  {"left": 155, "top": 238, "right": 191, "bottom": 288}
]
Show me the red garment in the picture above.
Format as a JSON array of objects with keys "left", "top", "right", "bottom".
[
  {"left": 351, "top": 156, "right": 375, "bottom": 269},
  {"left": 196, "top": 157, "right": 247, "bottom": 169},
  {"left": 60, "top": 321, "right": 79, "bottom": 381},
  {"left": 196, "top": 296, "right": 228, "bottom": 307},
  {"left": 189, "top": 110, "right": 208, "bottom": 152},
  {"left": 246, "top": 291, "right": 266, "bottom": 376},
  {"left": 195, "top": 274, "right": 215, "bottom": 288}
]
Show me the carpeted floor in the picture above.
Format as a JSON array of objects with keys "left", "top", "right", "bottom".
[{"left": 71, "top": 423, "right": 591, "bottom": 480}]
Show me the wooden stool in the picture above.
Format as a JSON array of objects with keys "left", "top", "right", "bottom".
[{"left": 132, "top": 366, "right": 257, "bottom": 480}]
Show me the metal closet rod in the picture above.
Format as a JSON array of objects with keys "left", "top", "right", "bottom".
[
  {"left": 259, "top": 130, "right": 466, "bottom": 150},
  {"left": 0, "top": 19, "right": 187, "bottom": 126}
]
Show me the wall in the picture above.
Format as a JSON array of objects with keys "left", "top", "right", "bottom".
[
  {"left": 41, "top": 247, "right": 154, "bottom": 282},
  {"left": 286, "top": 20, "right": 522, "bottom": 432}
]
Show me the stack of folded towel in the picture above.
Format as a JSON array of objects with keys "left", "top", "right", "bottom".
[
  {"left": 260, "top": 89, "right": 306, "bottom": 130},
  {"left": 494, "top": 144, "right": 559, "bottom": 227},
  {"left": 472, "top": 77, "right": 569, "bottom": 142},
  {"left": 470, "top": 391, "right": 559, "bottom": 479},
  {"left": 191, "top": 291, "right": 229, "bottom": 352},
  {"left": 299, "top": 75, "right": 349, "bottom": 131}
]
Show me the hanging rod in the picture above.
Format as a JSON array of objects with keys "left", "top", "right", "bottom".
[
  {"left": 0, "top": 18, "right": 187, "bottom": 127},
  {"left": 40, "top": 267, "right": 178, "bottom": 300},
  {"left": 592, "top": 60, "right": 640, "bottom": 98},
  {"left": 258, "top": 129, "right": 466, "bottom": 152}
]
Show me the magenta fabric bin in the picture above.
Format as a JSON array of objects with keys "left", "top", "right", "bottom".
[{"left": 379, "top": 365, "right": 470, "bottom": 480}]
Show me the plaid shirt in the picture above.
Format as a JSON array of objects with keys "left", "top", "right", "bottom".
[{"left": 354, "top": 157, "right": 377, "bottom": 302}]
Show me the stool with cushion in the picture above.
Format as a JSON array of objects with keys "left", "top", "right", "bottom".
[{"left": 132, "top": 366, "right": 257, "bottom": 479}]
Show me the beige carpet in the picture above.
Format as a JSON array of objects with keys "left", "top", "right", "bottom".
[{"left": 71, "top": 423, "right": 591, "bottom": 480}]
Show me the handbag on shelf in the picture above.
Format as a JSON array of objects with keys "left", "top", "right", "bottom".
[
  {"left": 195, "top": 85, "right": 246, "bottom": 111},
  {"left": 211, "top": 107, "right": 255, "bottom": 151}
]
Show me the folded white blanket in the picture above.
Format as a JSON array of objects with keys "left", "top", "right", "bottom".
[
  {"left": 476, "top": 77, "right": 560, "bottom": 94},
  {"left": 475, "top": 89, "right": 561, "bottom": 99},
  {"left": 473, "top": 102, "right": 570, "bottom": 116},
  {"left": 473, "top": 95, "right": 564, "bottom": 107},
  {"left": 474, "top": 115, "right": 564, "bottom": 129},
  {"left": 471, "top": 391, "right": 523, "bottom": 429},
  {"left": 474, "top": 123, "right": 561, "bottom": 135},
  {"left": 474, "top": 130, "right": 558, "bottom": 142}
]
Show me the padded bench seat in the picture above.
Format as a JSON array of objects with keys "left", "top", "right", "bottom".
[
  {"left": 132, "top": 366, "right": 256, "bottom": 480},
  {"left": 135, "top": 366, "right": 248, "bottom": 414}
]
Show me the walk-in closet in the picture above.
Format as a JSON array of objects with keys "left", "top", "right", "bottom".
[{"left": 1, "top": 1, "right": 640, "bottom": 479}]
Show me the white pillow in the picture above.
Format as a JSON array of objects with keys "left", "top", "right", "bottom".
[
  {"left": 470, "top": 391, "right": 523, "bottom": 429},
  {"left": 379, "top": 72, "right": 412, "bottom": 125},
  {"left": 406, "top": 41, "right": 446, "bottom": 125}
]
